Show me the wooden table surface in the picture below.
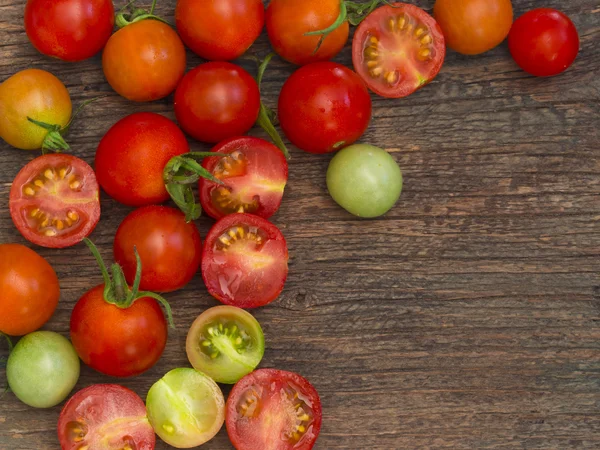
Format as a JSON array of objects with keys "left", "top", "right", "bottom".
[{"left": 1, "top": 1, "right": 599, "bottom": 449}]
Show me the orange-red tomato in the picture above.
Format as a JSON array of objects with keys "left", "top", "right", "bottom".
[{"left": 434, "top": 0, "right": 513, "bottom": 55}]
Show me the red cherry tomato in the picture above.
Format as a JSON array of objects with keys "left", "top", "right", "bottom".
[
  {"left": 24, "top": 0, "right": 114, "bottom": 62},
  {"left": 9, "top": 154, "right": 100, "bottom": 248},
  {"left": 278, "top": 62, "right": 372, "bottom": 154},
  {"left": 176, "top": 0, "right": 264, "bottom": 61},
  {"left": 174, "top": 62, "right": 261, "bottom": 143},
  {"left": 95, "top": 112, "right": 189, "bottom": 207},
  {"left": 508, "top": 8, "right": 579, "bottom": 77},
  {"left": 114, "top": 205, "right": 203, "bottom": 293},
  {"left": 226, "top": 369, "right": 322, "bottom": 450},
  {"left": 199, "top": 136, "right": 288, "bottom": 220}
]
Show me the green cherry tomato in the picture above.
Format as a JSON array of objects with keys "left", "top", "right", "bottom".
[
  {"left": 7, "top": 331, "right": 80, "bottom": 408},
  {"left": 146, "top": 368, "right": 225, "bottom": 448},
  {"left": 186, "top": 305, "right": 265, "bottom": 384},
  {"left": 326, "top": 144, "right": 403, "bottom": 218}
]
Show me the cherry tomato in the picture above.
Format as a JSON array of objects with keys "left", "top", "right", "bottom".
[
  {"left": 58, "top": 384, "right": 155, "bottom": 450},
  {"left": 202, "top": 213, "right": 288, "bottom": 308},
  {"left": 226, "top": 369, "right": 322, "bottom": 450},
  {"left": 352, "top": 3, "right": 446, "bottom": 98},
  {"left": 114, "top": 205, "right": 202, "bottom": 292},
  {"left": 0, "top": 244, "right": 59, "bottom": 336},
  {"left": 433, "top": 0, "right": 513, "bottom": 55},
  {"left": 176, "top": 0, "right": 264, "bottom": 61},
  {"left": 266, "top": 0, "right": 349, "bottom": 65},
  {"left": 508, "top": 8, "right": 579, "bottom": 77},
  {"left": 25, "top": 0, "right": 114, "bottom": 62},
  {"left": 278, "top": 62, "right": 372, "bottom": 154},
  {"left": 103, "top": 20, "right": 186, "bottom": 102},
  {"left": 95, "top": 112, "right": 189, "bottom": 207},
  {"left": 9, "top": 154, "right": 100, "bottom": 248},
  {"left": 0, "top": 69, "right": 71, "bottom": 150},
  {"left": 174, "top": 62, "right": 261, "bottom": 143},
  {"left": 199, "top": 137, "right": 288, "bottom": 220}
]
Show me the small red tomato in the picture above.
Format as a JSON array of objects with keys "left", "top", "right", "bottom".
[
  {"left": 174, "top": 62, "right": 261, "bottom": 143},
  {"left": 508, "top": 8, "right": 579, "bottom": 77},
  {"left": 25, "top": 0, "right": 114, "bottom": 62},
  {"left": 278, "top": 62, "right": 372, "bottom": 154}
]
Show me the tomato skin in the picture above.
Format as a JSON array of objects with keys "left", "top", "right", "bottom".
[
  {"left": 25, "top": 0, "right": 114, "bottom": 62},
  {"left": 278, "top": 62, "right": 372, "bottom": 154},
  {"left": 266, "top": 0, "right": 349, "bottom": 65},
  {"left": 0, "top": 244, "right": 59, "bottom": 336},
  {"left": 0, "top": 69, "right": 71, "bottom": 150},
  {"left": 95, "top": 112, "right": 189, "bottom": 207},
  {"left": 508, "top": 9, "right": 579, "bottom": 77},
  {"left": 103, "top": 20, "right": 186, "bottom": 102},
  {"left": 176, "top": 0, "right": 264, "bottom": 61},
  {"left": 114, "top": 205, "right": 202, "bottom": 293},
  {"left": 174, "top": 62, "right": 261, "bottom": 143}
]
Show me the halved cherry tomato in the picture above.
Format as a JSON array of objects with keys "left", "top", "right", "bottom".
[
  {"left": 226, "top": 369, "right": 322, "bottom": 450},
  {"left": 9, "top": 154, "right": 100, "bottom": 248},
  {"left": 352, "top": 3, "right": 446, "bottom": 98},
  {"left": 25, "top": 0, "right": 114, "bottom": 62},
  {"left": 95, "top": 112, "right": 189, "bottom": 207},
  {"left": 176, "top": 0, "right": 264, "bottom": 61},
  {"left": 58, "top": 384, "right": 155, "bottom": 450},
  {"left": 202, "top": 213, "right": 288, "bottom": 308},
  {"left": 199, "top": 137, "right": 288, "bottom": 220},
  {"left": 278, "top": 62, "right": 372, "bottom": 154}
]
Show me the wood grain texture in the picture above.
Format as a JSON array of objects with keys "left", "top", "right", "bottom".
[{"left": 1, "top": 0, "right": 600, "bottom": 449}]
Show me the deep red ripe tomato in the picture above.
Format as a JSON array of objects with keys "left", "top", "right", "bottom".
[
  {"left": 226, "top": 369, "right": 322, "bottom": 450},
  {"left": 95, "top": 112, "right": 189, "bottom": 207},
  {"left": 25, "top": 0, "right": 114, "bottom": 62},
  {"left": 9, "top": 154, "right": 100, "bottom": 248},
  {"left": 176, "top": 0, "right": 264, "bottom": 61},
  {"left": 352, "top": 3, "right": 446, "bottom": 98},
  {"left": 202, "top": 213, "right": 288, "bottom": 308},
  {"left": 199, "top": 136, "right": 288, "bottom": 220},
  {"left": 174, "top": 62, "right": 261, "bottom": 144},
  {"left": 114, "top": 205, "right": 203, "bottom": 293},
  {"left": 278, "top": 62, "right": 372, "bottom": 154},
  {"left": 508, "top": 8, "right": 579, "bottom": 77}
]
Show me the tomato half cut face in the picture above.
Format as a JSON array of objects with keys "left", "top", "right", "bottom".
[
  {"left": 202, "top": 213, "right": 288, "bottom": 308},
  {"left": 9, "top": 154, "right": 100, "bottom": 248},
  {"left": 57, "top": 384, "right": 155, "bottom": 450},
  {"left": 200, "top": 136, "right": 288, "bottom": 220},
  {"left": 226, "top": 369, "right": 322, "bottom": 450},
  {"left": 352, "top": 3, "right": 446, "bottom": 98}
]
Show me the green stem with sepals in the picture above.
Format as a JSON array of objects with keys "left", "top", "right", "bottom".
[{"left": 116, "top": 0, "right": 168, "bottom": 28}]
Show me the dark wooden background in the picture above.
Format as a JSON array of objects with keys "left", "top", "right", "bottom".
[{"left": 1, "top": 0, "right": 599, "bottom": 449}]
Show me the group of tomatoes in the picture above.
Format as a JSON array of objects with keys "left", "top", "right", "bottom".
[{"left": 0, "top": 0, "right": 580, "bottom": 449}]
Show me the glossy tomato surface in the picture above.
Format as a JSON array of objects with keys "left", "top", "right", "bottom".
[
  {"left": 199, "top": 136, "right": 288, "bottom": 220},
  {"left": 95, "top": 112, "right": 189, "bottom": 206},
  {"left": 226, "top": 369, "right": 322, "bottom": 450},
  {"left": 202, "top": 213, "right": 288, "bottom": 308},
  {"left": 278, "top": 62, "right": 372, "bottom": 154},
  {"left": 25, "top": 0, "right": 114, "bottom": 61},
  {"left": 266, "top": 0, "right": 349, "bottom": 65},
  {"left": 176, "top": 0, "right": 264, "bottom": 61},
  {"left": 9, "top": 154, "right": 100, "bottom": 248},
  {"left": 103, "top": 20, "right": 186, "bottom": 102},
  {"left": 114, "top": 205, "right": 202, "bottom": 292},
  {"left": 352, "top": 3, "right": 446, "bottom": 98},
  {"left": 508, "top": 8, "right": 579, "bottom": 77},
  {"left": 174, "top": 62, "right": 260, "bottom": 143},
  {"left": 58, "top": 384, "right": 155, "bottom": 450}
]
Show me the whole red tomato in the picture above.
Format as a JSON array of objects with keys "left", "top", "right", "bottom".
[{"left": 25, "top": 0, "right": 114, "bottom": 62}]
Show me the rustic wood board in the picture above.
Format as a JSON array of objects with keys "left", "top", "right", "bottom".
[{"left": 1, "top": 0, "right": 599, "bottom": 449}]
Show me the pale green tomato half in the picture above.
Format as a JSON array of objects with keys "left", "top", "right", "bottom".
[
  {"left": 326, "top": 144, "right": 403, "bottom": 218},
  {"left": 7, "top": 331, "right": 80, "bottom": 408},
  {"left": 146, "top": 368, "right": 225, "bottom": 448}
]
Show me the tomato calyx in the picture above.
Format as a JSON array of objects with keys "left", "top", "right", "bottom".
[{"left": 115, "top": 0, "right": 168, "bottom": 28}]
